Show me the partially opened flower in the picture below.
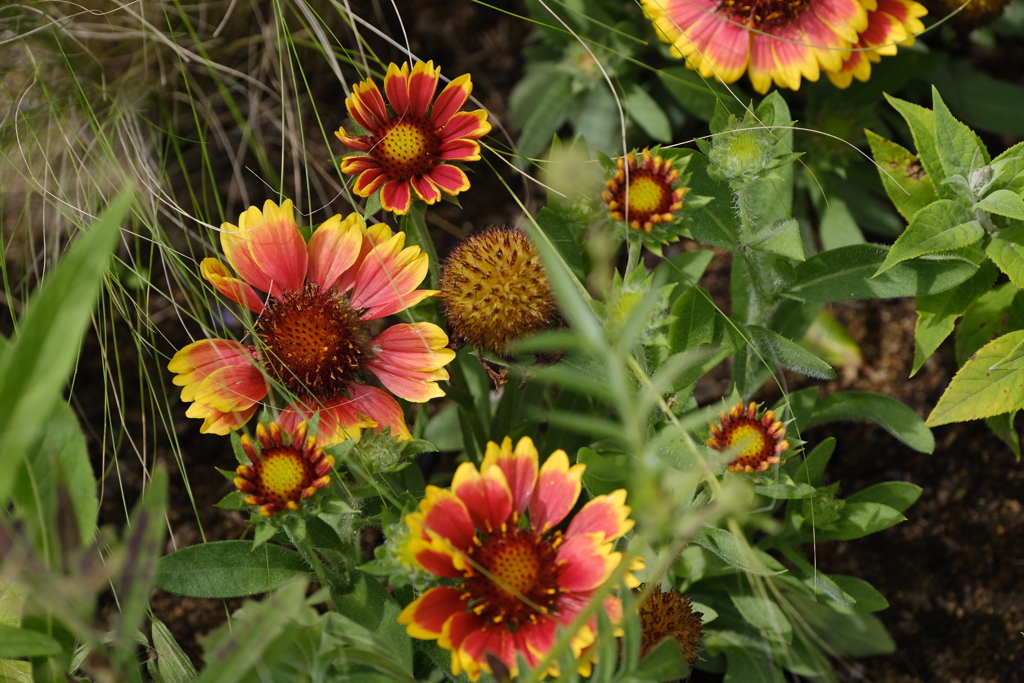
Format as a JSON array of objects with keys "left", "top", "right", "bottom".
[
  {"left": 234, "top": 421, "right": 334, "bottom": 517},
  {"left": 603, "top": 149, "right": 687, "bottom": 233},
  {"left": 336, "top": 61, "right": 491, "bottom": 215},
  {"left": 641, "top": 0, "right": 871, "bottom": 94},
  {"left": 167, "top": 199, "right": 455, "bottom": 442},
  {"left": 397, "top": 436, "right": 640, "bottom": 681},
  {"left": 708, "top": 401, "right": 790, "bottom": 472},
  {"left": 826, "top": 0, "right": 927, "bottom": 88}
]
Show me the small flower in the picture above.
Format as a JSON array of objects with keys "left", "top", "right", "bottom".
[
  {"left": 439, "top": 227, "right": 558, "bottom": 356},
  {"left": 167, "top": 199, "right": 455, "bottom": 442},
  {"left": 335, "top": 61, "right": 491, "bottom": 215},
  {"left": 634, "top": 584, "right": 704, "bottom": 666},
  {"left": 827, "top": 0, "right": 928, "bottom": 88},
  {"left": 708, "top": 402, "right": 790, "bottom": 473},
  {"left": 234, "top": 421, "right": 334, "bottom": 517},
  {"left": 602, "top": 149, "right": 687, "bottom": 233},
  {"left": 396, "top": 436, "right": 639, "bottom": 681},
  {"left": 641, "top": 0, "right": 923, "bottom": 94}
]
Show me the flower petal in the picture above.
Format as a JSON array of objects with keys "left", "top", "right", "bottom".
[
  {"left": 341, "top": 154, "right": 379, "bottom": 174},
  {"left": 430, "top": 73, "right": 472, "bottom": 127},
  {"left": 556, "top": 533, "right": 618, "bottom": 592},
  {"left": 418, "top": 485, "right": 477, "bottom": 553},
  {"left": 410, "top": 174, "right": 443, "bottom": 204},
  {"left": 448, "top": 617, "right": 518, "bottom": 680},
  {"left": 334, "top": 127, "right": 372, "bottom": 152},
  {"left": 439, "top": 110, "right": 491, "bottom": 144},
  {"left": 380, "top": 178, "right": 413, "bottom": 214},
  {"left": 383, "top": 62, "right": 412, "bottom": 115},
  {"left": 398, "top": 586, "right": 466, "bottom": 639},
  {"left": 406, "top": 514, "right": 464, "bottom": 577},
  {"left": 364, "top": 323, "right": 454, "bottom": 401},
  {"left": 451, "top": 461, "right": 513, "bottom": 533},
  {"left": 347, "top": 78, "right": 388, "bottom": 131},
  {"left": 279, "top": 396, "right": 374, "bottom": 446},
  {"left": 350, "top": 231, "right": 430, "bottom": 318},
  {"left": 307, "top": 212, "right": 364, "bottom": 290},
  {"left": 193, "top": 363, "right": 267, "bottom": 412},
  {"left": 529, "top": 449, "right": 584, "bottom": 532},
  {"left": 220, "top": 199, "right": 308, "bottom": 298},
  {"left": 347, "top": 383, "right": 413, "bottom": 440},
  {"left": 185, "top": 401, "right": 258, "bottom": 435},
  {"left": 335, "top": 222, "right": 394, "bottom": 294},
  {"left": 438, "top": 137, "right": 481, "bottom": 161},
  {"left": 425, "top": 164, "right": 470, "bottom": 196},
  {"left": 480, "top": 436, "right": 539, "bottom": 515},
  {"left": 565, "top": 489, "right": 634, "bottom": 542},
  {"left": 408, "top": 61, "right": 441, "bottom": 118},
  {"left": 353, "top": 167, "right": 389, "bottom": 197},
  {"left": 200, "top": 258, "right": 264, "bottom": 313},
  {"left": 169, "top": 338, "right": 254, "bottom": 401}
]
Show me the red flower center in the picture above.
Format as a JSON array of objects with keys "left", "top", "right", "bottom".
[
  {"left": 718, "top": 0, "right": 811, "bottom": 30},
  {"left": 463, "top": 527, "right": 563, "bottom": 627},
  {"left": 255, "top": 282, "right": 370, "bottom": 399},
  {"left": 252, "top": 447, "right": 315, "bottom": 509},
  {"left": 371, "top": 117, "right": 441, "bottom": 181}
]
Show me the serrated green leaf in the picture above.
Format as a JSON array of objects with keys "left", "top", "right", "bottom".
[
  {"left": 955, "top": 283, "right": 1024, "bottom": 365},
  {"left": 875, "top": 200, "right": 983, "bottom": 275},
  {"left": 885, "top": 94, "right": 948, "bottom": 193},
  {"left": 986, "top": 235, "right": 1024, "bottom": 288},
  {"left": 805, "top": 391, "right": 934, "bottom": 453},
  {"left": 785, "top": 244, "right": 978, "bottom": 302},
  {"left": 155, "top": 541, "right": 310, "bottom": 598},
  {"left": 865, "top": 129, "right": 939, "bottom": 221},
  {"left": 819, "top": 502, "right": 905, "bottom": 540},
  {"left": 992, "top": 141, "right": 1024, "bottom": 194},
  {"left": 747, "top": 324, "right": 835, "bottom": 379},
  {"left": 932, "top": 86, "right": 988, "bottom": 179},
  {"left": 927, "top": 329, "right": 1024, "bottom": 426},
  {"left": 745, "top": 218, "right": 805, "bottom": 260},
  {"left": 846, "top": 481, "right": 923, "bottom": 513},
  {"left": 977, "top": 188, "right": 1024, "bottom": 221}
]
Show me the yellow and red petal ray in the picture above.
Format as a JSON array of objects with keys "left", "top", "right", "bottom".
[
  {"left": 556, "top": 533, "right": 619, "bottom": 592},
  {"left": 219, "top": 206, "right": 278, "bottom": 297},
  {"left": 334, "top": 126, "right": 372, "bottom": 152},
  {"left": 200, "top": 258, "right": 264, "bottom": 313},
  {"left": 439, "top": 110, "right": 491, "bottom": 144},
  {"left": 480, "top": 436, "right": 539, "bottom": 515},
  {"left": 410, "top": 174, "right": 443, "bottom": 204},
  {"left": 306, "top": 212, "right": 363, "bottom": 290},
  {"left": 341, "top": 154, "right": 379, "bottom": 174},
  {"left": 529, "top": 449, "right": 584, "bottom": 532},
  {"left": 398, "top": 586, "right": 466, "bottom": 639},
  {"left": 812, "top": 0, "right": 868, "bottom": 41},
  {"left": 335, "top": 222, "right": 395, "bottom": 294},
  {"left": 430, "top": 73, "right": 473, "bottom": 127},
  {"left": 381, "top": 178, "right": 413, "bottom": 215},
  {"left": 364, "top": 323, "right": 454, "bottom": 402},
  {"left": 408, "top": 61, "right": 441, "bottom": 118},
  {"left": 671, "top": 14, "right": 726, "bottom": 77},
  {"left": 347, "top": 78, "right": 388, "bottom": 131},
  {"left": 364, "top": 288, "right": 436, "bottom": 321},
  {"left": 770, "top": 24, "right": 820, "bottom": 89},
  {"left": 241, "top": 199, "right": 308, "bottom": 294},
  {"left": 345, "top": 383, "right": 413, "bottom": 441},
  {"left": 826, "top": 48, "right": 869, "bottom": 88},
  {"left": 418, "top": 485, "right": 477, "bottom": 552},
  {"left": 352, "top": 167, "right": 389, "bottom": 197},
  {"left": 747, "top": 33, "right": 777, "bottom": 94},
  {"left": 350, "top": 232, "right": 428, "bottom": 315},
  {"left": 193, "top": 363, "right": 267, "bottom": 412},
  {"left": 425, "top": 164, "right": 470, "bottom": 196},
  {"left": 881, "top": 0, "right": 927, "bottom": 41},
  {"left": 278, "top": 397, "right": 373, "bottom": 446},
  {"left": 859, "top": 6, "right": 907, "bottom": 55},
  {"left": 451, "top": 461, "right": 513, "bottom": 533},
  {"left": 185, "top": 402, "right": 257, "bottom": 435},
  {"left": 438, "top": 138, "right": 481, "bottom": 161},
  {"left": 407, "top": 535, "right": 464, "bottom": 577},
  {"left": 169, "top": 338, "right": 253, "bottom": 399},
  {"left": 452, "top": 620, "right": 519, "bottom": 680},
  {"left": 565, "top": 489, "right": 634, "bottom": 542},
  {"left": 383, "top": 62, "right": 412, "bottom": 114},
  {"left": 699, "top": 20, "right": 751, "bottom": 84},
  {"left": 798, "top": 11, "right": 849, "bottom": 72},
  {"left": 513, "top": 620, "right": 556, "bottom": 668}
]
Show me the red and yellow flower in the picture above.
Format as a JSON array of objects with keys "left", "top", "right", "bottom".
[
  {"left": 234, "top": 421, "right": 334, "bottom": 517},
  {"left": 603, "top": 149, "right": 688, "bottom": 233},
  {"left": 826, "top": 0, "right": 927, "bottom": 88},
  {"left": 168, "top": 199, "right": 455, "bottom": 443},
  {"left": 708, "top": 401, "right": 790, "bottom": 473},
  {"left": 336, "top": 61, "right": 491, "bottom": 215},
  {"left": 641, "top": 0, "right": 924, "bottom": 94},
  {"left": 397, "top": 437, "right": 640, "bottom": 681}
]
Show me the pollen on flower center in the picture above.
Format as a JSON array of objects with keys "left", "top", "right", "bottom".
[
  {"left": 726, "top": 424, "right": 768, "bottom": 458},
  {"left": 257, "top": 448, "right": 312, "bottom": 504},
  {"left": 463, "top": 527, "right": 562, "bottom": 625},
  {"left": 627, "top": 173, "right": 671, "bottom": 215},
  {"left": 718, "top": 0, "right": 811, "bottom": 29},
  {"left": 255, "top": 282, "right": 369, "bottom": 398},
  {"left": 372, "top": 118, "right": 441, "bottom": 181},
  {"left": 708, "top": 401, "right": 790, "bottom": 473}
]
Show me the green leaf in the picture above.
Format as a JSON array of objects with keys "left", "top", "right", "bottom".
[
  {"left": 745, "top": 218, "right": 805, "bottom": 261},
  {"left": 669, "top": 287, "right": 717, "bottom": 353},
  {"left": 992, "top": 141, "right": 1024, "bottom": 194},
  {"left": 731, "top": 592, "right": 792, "bottom": 643},
  {"left": 986, "top": 411, "right": 1021, "bottom": 459},
  {"left": 875, "top": 200, "right": 984, "bottom": 276},
  {"left": 654, "top": 249, "right": 715, "bottom": 294},
  {"left": 785, "top": 244, "right": 978, "bottom": 302},
  {"left": 151, "top": 619, "right": 198, "bottom": 683},
  {"left": 789, "top": 593, "right": 894, "bottom": 656},
  {"left": 331, "top": 571, "right": 414, "bottom": 675},
  {"left": 818, "top": 195, "right": 865, "bottom": 250},
  {"left": 578, "top": 448, "right": 630, "bottom": 497},
  {"left": 722, "top": 646, "right": 780, "bottom": 683},
  {"left": 536, "top": 206, "right": 586, "bottom": 281},
  {"left": 632, "top": 638, "right": 691, "bottom": 681},
  {"left": 0, "top": 625, "right": 62, "bottom": 658},
  {"left": 927, "top": 329, "right": 1024, "bottom": 426},
  {"left": 955, "top": 283, "right": 1024, "bottom": 365},
  {"left": 155, "top": 540, "right": 310, "bottom": 598},
  {"left": 0, "top": 191, "right": 130, "bottom": 505},
  {"left": 819, "top": 502, "right": 905, "bottom": 540},
  {"left": 516, "top": 75, "right": 572, "bottom": 161},
  {"left": 864, "top": 129, "right": 939, "bottom": 222},
  {"left": 747, "top": 325, "right": 835, "bottom": 379},
  {"left": 829, "top": 576, "right": 890, "bottom": 614},
  {"left": 691, "top": 526, "right": 786, "bottom": 576},
  {"left": 684, "top": 152, "right": 741, "bottom": 249},
  {"left": 792, "top": 438, "right": 835, "bottom": 488},
  {"left": 884, "top": 94, "right": 948, "bottom": 191},
  {"left": 978, "top": 188, "right": 1024, "bottom": 221},
  {"left": 625, "top": 83, "right": 671, "bottom": 142},
  {"left": 805, "top": 391, "right": 934, "bottom": 453},
  {"left": 658, "top": 66, "right": 747, "bottom": 122},
  {"left": 753, "top": 483, "right": 817, "bottom": 500},
  {"left": 912, "top": 259, "right": 998, "bottom": 376},
  {"left": 932, "top": 86, "right": 988, "bottom": 179},
  {"left": 846, "top": 481, "right": 923, "bottom": 513}
]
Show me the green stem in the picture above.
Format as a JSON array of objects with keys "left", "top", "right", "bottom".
[{"left": 285, "top": 526, "right": 340, "bottom": 605}]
